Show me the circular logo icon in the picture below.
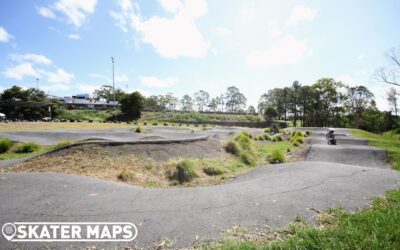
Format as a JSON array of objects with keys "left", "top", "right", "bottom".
[{"left": 2, "top": 223, "right": 16, "bottom": 241}]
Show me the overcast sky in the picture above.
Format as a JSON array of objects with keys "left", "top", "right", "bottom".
[{"left": 0, "top": 0, "right": 399, "bottom": 110}]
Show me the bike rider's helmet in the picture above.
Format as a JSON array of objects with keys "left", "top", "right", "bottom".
[{"left": 328, "top": 128, "right": 335, "bottom": 134}]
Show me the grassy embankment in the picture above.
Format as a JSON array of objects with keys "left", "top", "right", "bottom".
[
  {"left": 142, "top": 111, "right": 262, "bottom": 123},
  {"left": 206, "top": 128, "right": 400, "bottom": 249},
  {"left": 352, "top": 128, "right": 400, "bottom": 170}
]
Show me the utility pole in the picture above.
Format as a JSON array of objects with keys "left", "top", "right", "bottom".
[
  {"left": 36, "top": 78, "right": 39, "bottom": 89},
  {"left": 111, "top": 57, "right": 115, "bottom": 108}
]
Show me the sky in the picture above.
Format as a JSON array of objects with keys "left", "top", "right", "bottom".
[{"left": 0, "top": 0, "right": 399, "bottom": 110}]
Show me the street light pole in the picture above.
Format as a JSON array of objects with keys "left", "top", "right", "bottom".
[
  {"left": 36, "top": 78, "right": 39, "bottom": 89},
  {"left": 111, "top": 57, "right": 115, "bottom": 108}
]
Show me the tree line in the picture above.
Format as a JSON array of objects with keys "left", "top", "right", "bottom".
[{"left": 258, "top": 78, "right": 398, "bottom": 132}]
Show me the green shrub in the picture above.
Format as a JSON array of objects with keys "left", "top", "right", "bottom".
[
  {"left": 263, "top": 134, "right": 271, "bottom": 140},
  {"left": 135, "top": 126, "right": 142, "bottom": 133},
  {"left": 152, "top": 122, "right": 158, "bottom": 126},
  {"left": 143, "top": 122, "right": 147, "bottom": 125},
  {"left": 167, "top": 159, "right": 198, "bottom": 183},
  {"left": 164, "top": 122, "right": 168, "bottom": 126},
  {"left": 203, "top": 166, "right": 225, "bottom": 176},
  {"left": 258, "top": 135, "right": 265, "bottom": 141},
  {"left": 225, "top": 141, "right": 242, "bottom": 156},
  {"left": 274, "top": 135, "right": 283, "bottom": 141},
  {"left": 15, "top": 142, "right": 40, "bottom": 153},
  {"left": 234, "top": 132, "right": 252, "bottom": 150},
  {"left": 0, "top": 139, "right": 13, "bottom": 153},
  {"left": 291, "top": 136, "right": 304, "bottom": 144},
  {"left": 295, "top": 131, "right": 303, "bottom": 137},
  {"left": 268, "top": 149, "right": 286, "bottom": 164},
  {"left": 54, "top": 140, "right": 71, "bottom": 148},
  {"left": 240, "top": 152, "right": 256, "bottom": 166},
  {"left": 264, "top": 128, "right": 270, "bottom": 133},
  {"left": 292, "top": 142, "right": 300, "bottom": 147},
  {"left": 118, "top": 169, "right": 136, "bottom": 182}
]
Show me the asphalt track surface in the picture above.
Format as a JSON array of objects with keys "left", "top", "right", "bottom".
[{"left": 0, "top": 127, "right": 399, "bottom": 249}]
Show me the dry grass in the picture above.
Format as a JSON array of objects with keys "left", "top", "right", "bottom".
[
  {"left": 2, "top": 144, "right": 237, "bottom": 188},
  {"left": 0, "top": 122, "right": 133, "bottom": 132}
]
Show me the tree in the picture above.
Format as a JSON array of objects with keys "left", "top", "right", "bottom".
[
  {"left": 289, "top": 81, "right": 301, "bottom": 126},
  {"left": 120, "top": 91, "right": 145, "bottom": 120},
  {"left": 144, "top": 95, "right": 159, "bottom": 111},
  {"left": 311, "top": 78, "right": 342, "bottom": 127},
  {"left": 264, "top": 107, "right": 278, "bottom": 121},
  {"left": 387, "top": 87, "right": 399, "bottom": 116},
  {"left": 216, "top": 94, "right": 225, "bottom": 112},
  {"left": 247, "top": 105, "right": 256, "bottom": 114},
  {"left": 375, "top": 46, "right": 400, "bottom": 87},
  {"left": 208, "top": 98, "right": 218, "bottom": 112},
  {"left": 0, "top": 85, "right": 29, "bottom": 101},
  {"left": 180, "top": 95, "right": 193, "bottom": 112},
  {"left": 345, "top": 85, "right": 374, "bottom": 128},
  {"left": 0, "top": 85, "right": 59, "bottom": 120},
  {"left": 94, "top": 85, "right": 125, "bottom": 102},
  {"left": 225, "top": 86, "right": 247, "bottom": 112},
  {"left": 164, "top": 93, "right": 178, "bottom": 110},
  {"left": 194, "top": 90, "right": 209, "bottom": 112}
]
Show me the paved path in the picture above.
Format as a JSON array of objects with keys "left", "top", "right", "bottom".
[{"left": 0, "top": 128, "right": 399, "bottom": 249}]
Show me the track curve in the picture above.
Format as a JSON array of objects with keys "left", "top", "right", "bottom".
[{"left": 0, "top": 127, "right": 399, "bottom": 249}]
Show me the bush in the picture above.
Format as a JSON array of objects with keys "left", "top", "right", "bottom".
[
  {"left": 240, "top": 152, "right": 256, "bottom": 166},
  {"left": 15, "top": 142, "right": 40, "bottom": 153},
  {"left": 118, "top": 169, "right": 136, "bottom": 182},
  {"left": 234, "top": 132, "right": 252, "bottom": 150},
  {"left": 164, "top": 122, "right": 169, "bottom": 126},
  {"left": 264, "top": 128, "right": 270, "bottom": 133},
  {"left": 292, "top": 142, "right": 300, "bottom": 147},
  {"left": 143, "top": 122, "right": 147, "bottom": 125},
  {"left": 225, "top": 141, "right": 242, "bottom": 156},
  {"left": 120, "top": 91, "right": 145, "bottom": 119},
  {"left": 152, "top": 122, "right": 158, "bottom": 126},
  {"left": 203, "top": 166, "right": 225, "bottom": 176},
  {"left": 0, "top": 139, "right": 13, "bottom": 153},
  {"left": 168, "top": 159, "right": 198, "bottom": 183},
  {"left": 305, "top": 130, "right": 312, "bottom": 136},
  {"left": 268, "top": 150, "right": 286, "bottom": 164},
  {"left": 274, "top": 135, "right": 283, "bottom": 141},
  {"left": 291, "top": 136, "right": 304, "bottom": 144},
  {"left": 263, "top": 134, "right": 271, "bottom": 140},
  {"left": 135, "top": 126, "right": 142, "bottom": 133}
]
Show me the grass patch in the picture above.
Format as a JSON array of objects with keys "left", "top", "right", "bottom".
[
  {"left": 54, "top": 140, "right": 72, "bottom": 148},
  {"left": 0, "top": 138, "right": 13, "bottom": 153},
  {"left": 351, "top": 129, "right": 400, "bottom": 170},
  {"left": 211, "top": 189, "right": 400, "bottom": 250},
  {"left": 239, "top": 152, "right": 256, "bottom": 167},
  {"left": 15, "top": 142, "right": 40, "bottom": 153},
  {"left": 118, "top": 168, "right": 136, "bottom": 182},
  {"left": 203, "top": 166, "right": 226, "bottom": 176},
  {"left": 268, "top": 149, "right": 286, "bottom": 164},
  {"left": 167, "top": 159, "right": 199, "bottom": 183},
  {"left": 225, "top": 141, "right": 242, "bottom": 156}
]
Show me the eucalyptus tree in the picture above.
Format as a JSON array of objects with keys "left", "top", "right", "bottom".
[
  {"left": 180, "top": 94, "right": 193, "bottom": 112},
  {"left": 194, "top": 90, "right": 210, "bottom": 112}
]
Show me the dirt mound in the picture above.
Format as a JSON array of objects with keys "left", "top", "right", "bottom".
[{"left": 48, "top": 138, "right": 224, "bottom": 162}]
